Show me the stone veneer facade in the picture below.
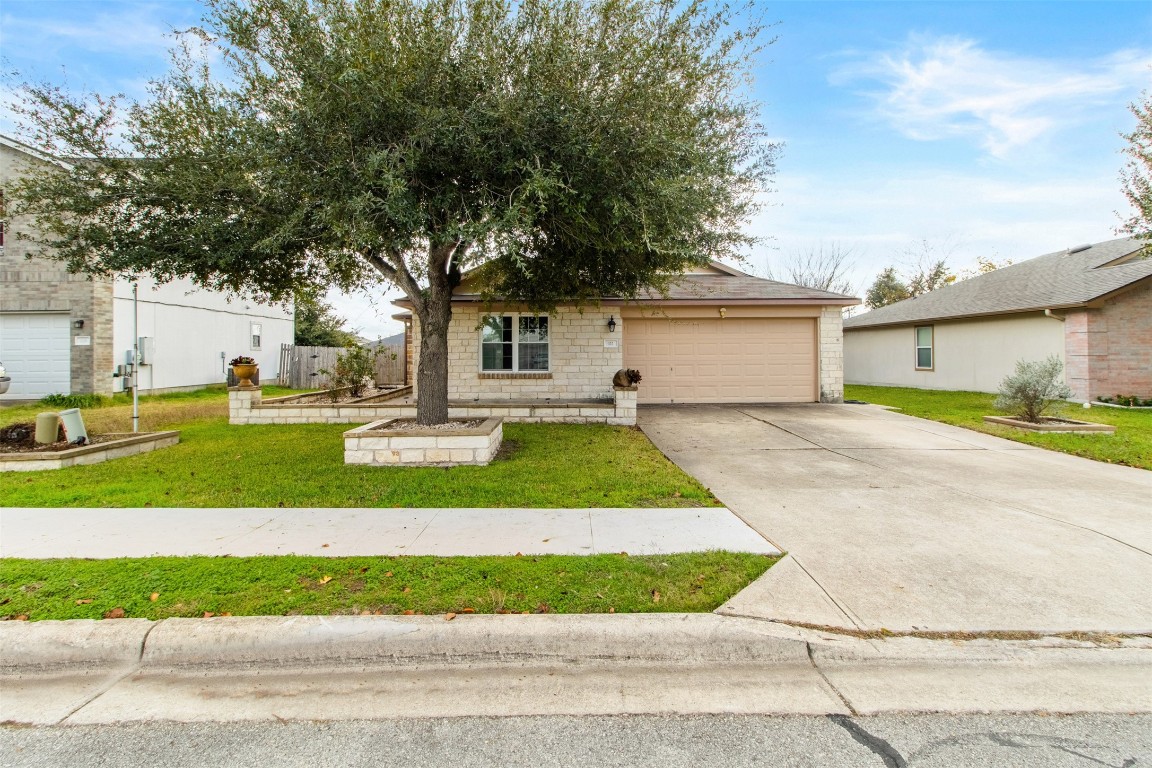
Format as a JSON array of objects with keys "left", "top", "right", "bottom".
[
  {"left": 1, "top": 143, "right": 115, "bottom": 395},
  {"left": 1064, "top": 278, "right": 1152, "bottom": 400},
  {"left": 410, "top": 304, "right": 847, "bottom": 404},
  {"left": 411, "top": 304, "right": 622, "bottom": 401},
  {"left": 818, "top": 306, "right": 845, "bottom": 403}
]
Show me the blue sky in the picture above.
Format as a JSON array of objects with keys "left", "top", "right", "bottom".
[{"left": 3, "top": 1, "right": 1150, "bottom": 336}]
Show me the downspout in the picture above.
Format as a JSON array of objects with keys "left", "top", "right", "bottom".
[{"left": 1044, "top": 309, "right": 1065, "bottom": 321}]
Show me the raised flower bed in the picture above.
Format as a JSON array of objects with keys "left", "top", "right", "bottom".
[
  {"left": 344, "top": 417, "right": 502, "bottom": 467},
  {"left": 0, "top": 431, "right": 181, "bottom": 472}
]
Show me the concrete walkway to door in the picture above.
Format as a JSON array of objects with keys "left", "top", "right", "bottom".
[{"left": 639, "top": 404, "right": 1152, "bottom": 634}]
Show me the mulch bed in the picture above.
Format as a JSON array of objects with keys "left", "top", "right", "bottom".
[{"left": 0, "top": 422, "right": 115, "bottom": 454}]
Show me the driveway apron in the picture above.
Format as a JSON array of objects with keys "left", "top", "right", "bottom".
[{"left": 639, "top": 404, "right": 1152, "bottom": 633}]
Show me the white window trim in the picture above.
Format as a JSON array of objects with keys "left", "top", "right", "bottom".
[
  {"left": 914, "top": 325, "right": 934, "bottom": 371},
  {"left": 250, "top": 322, "right": 263, "bottom": 352},
  {"left": 478, "top": 313, "right": 551, "bottom": 373}
]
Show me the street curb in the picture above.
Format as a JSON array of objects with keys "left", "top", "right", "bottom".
[
  {"left": 1, "top": 614, "right": 812, "bottom": 674},
  {"left": 0, "top": 619, "right": 153, "bottom": 673}
]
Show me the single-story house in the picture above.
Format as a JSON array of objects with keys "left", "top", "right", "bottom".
[
  {"left": 843, "top": 237, "right": 1152, "bottom": 400},
  {"left": 0, "top": 134, "right": 294, "bottom": 399},
  {"left": 396, "top": 262, "right": 858, "bottom": 405}
]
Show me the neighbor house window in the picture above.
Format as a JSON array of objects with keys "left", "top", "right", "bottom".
[
  {"left": 481, "top": 315, "right": 549, "bottom": 372},
  {"left": 250, "top": 323, "right": 262, "bottom": 351},
  {"left": 914, "top": 326, "right": 933, "bottom": 370}
]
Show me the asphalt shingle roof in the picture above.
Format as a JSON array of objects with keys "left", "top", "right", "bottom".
[
  {"left": 645, "top": 273, "right": 858, "bottom": 303},
  {"left": 843, "top": 237, "right": 1152, "bottom": 329}
]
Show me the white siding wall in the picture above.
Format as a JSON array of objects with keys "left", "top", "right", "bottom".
[
  {"left": 112, "top": 277, "right": 293, "bottom": 392},
  {"left": 844, "top": 313, "right": 1066, "bottom": 393}
]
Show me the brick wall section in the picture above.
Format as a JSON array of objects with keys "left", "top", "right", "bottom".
[
  {"left": 1, "top": 144, "right": 114, "bottom": 395},
  {"left": 1066, "top": 278, "right": 1152, "bottom": 399},
  {"left": 412, "top": 305, "right": 623, "bottom": 401},
  {"left": 818, "top": 306, "right": 845, "bottom": 403}
]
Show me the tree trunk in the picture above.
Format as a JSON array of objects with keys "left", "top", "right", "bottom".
[{"left": 414, "top": 276, "right": 454, "bottom": 426}]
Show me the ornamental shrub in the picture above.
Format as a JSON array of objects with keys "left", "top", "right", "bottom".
[
  {"left": 321, "top": 345, "right": 381, "bottom": 399},
  {"left": 994, "top": 356, "right": 1073, "bottom": 423}
]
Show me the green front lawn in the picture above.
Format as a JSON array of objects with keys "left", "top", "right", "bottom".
[
  {"left": 846, "top": 385, "right": 1152, "bottom": 471},
  {"left": 0, "top": 388, "right": 717, "bottom": 508},
  {"left": 0, "top": 552, "right": 776, "bottom": 620}
]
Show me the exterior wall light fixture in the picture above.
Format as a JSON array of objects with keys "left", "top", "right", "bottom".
[{"left": 607, "top": 316, "right": 617, "bottom": 333}]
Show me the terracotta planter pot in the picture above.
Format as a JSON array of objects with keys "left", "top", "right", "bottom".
[{"left": 232, "top": 364, "right": 259, "bottom": 387}]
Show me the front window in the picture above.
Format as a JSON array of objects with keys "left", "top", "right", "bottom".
[
  {"left": 481, "top": 315, "right": 549, "bottom": 372},
  {"left": 914, "top": 326, "right": 933, "bottom": 370},
  {"left": 251, "top": 323, "right": 262, "bottom": 351}
]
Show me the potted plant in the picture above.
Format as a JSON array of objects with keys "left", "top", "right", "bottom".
[{"left": 230, "top": 355, "right": 259, "bottom": 387}]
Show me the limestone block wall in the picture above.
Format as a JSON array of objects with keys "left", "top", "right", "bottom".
[
  {"left": 1065, "top": 278, "right": 1152, "bottom": 399},
  {"left": 412, "top": 304, "right": 622, "bottom": 401},
  {"left": 818, "top": 306, "right": 845, "bottom": 403}
]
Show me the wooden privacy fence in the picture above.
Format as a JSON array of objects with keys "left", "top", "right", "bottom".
[{"left": 278, "top": 344, "right": 405, "bottom": 389}]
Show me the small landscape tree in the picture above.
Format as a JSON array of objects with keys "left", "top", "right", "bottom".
[
  {"left": 1119, "top": 88, "right": 1152, "bottom": 247},
  {"left": 7, "top": 0, "right": 775, "bottom": 425},
  {"left": 993, "top": 356, "right": 1074, "bottom": 424}
]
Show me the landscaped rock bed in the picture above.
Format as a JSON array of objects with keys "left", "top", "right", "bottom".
[{"left": 983, "top": 415, "right": 1116, "bottom": 434}]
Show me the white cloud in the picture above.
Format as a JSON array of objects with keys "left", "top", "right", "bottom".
[
  {"left": 833, "top": 36, "right": 1151, "bottom": 157},
  {"left": 745, "top": 169, "right": 1129, "bottom": 296}
]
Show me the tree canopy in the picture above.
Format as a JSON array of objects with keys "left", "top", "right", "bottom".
[
  {"left": 9, "top": 0, "right": 775, "bottom": 423},
  {"left": 293, "top": 290, "right": 360, "bottom": 348},
  {"left": 1120, "top": 88, "right": 1152, "bottom": 247}
]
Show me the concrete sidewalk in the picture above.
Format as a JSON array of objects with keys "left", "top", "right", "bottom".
[
  {"left": 0, "top": 506, "right": 779, "bottom": 558},
  {"left": 2, "top": 614, "right": 1149, "bottom": 725}
]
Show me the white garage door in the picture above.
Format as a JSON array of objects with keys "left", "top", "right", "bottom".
[
  {"left": 0, "top": 313, "right": 72, "bottom": 398},
  {"left": 624, "top": 317, "right": 816, "bottom": 404}
]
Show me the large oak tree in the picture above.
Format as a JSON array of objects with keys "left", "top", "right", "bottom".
[{"left": 9, "top": 0, "right": 774, "bottom": 424}]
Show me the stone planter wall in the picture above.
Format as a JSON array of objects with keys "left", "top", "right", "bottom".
[
  {"left": 0, "top": 431, "right": 180, "bottom": 472},
  {"left": 344, "top": 418, "right": 502, "bottom": 466},
  {"left": 229, "top": 386, "right": 637, "bottom": 426}
]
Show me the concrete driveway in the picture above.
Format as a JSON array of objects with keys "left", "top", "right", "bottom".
[{"left": 639, "top": 404, "right": 1152, "bottom": 633}]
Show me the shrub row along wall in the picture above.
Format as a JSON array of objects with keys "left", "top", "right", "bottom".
[{"left": 229, "top": 386, "right": 637, "bottom": 425}]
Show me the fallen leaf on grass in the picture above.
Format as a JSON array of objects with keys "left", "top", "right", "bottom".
[
  {"left": 384, "top": 571, "right": 394, "bottom": 578},
  {"left": 402, "top": 610, "right": 415, "bottom": 616},
  {"left": 75, "top": 599, "right": 93, "bottom": 605},
  {"left": 651, "top": 590, "right": 661, "bottom": 604},
  {"left": 103, "top": 607, "right": 126, "bottom": 619},
  {"left": 11, "top": 615, "right": 29, "bottom": 621},
  {"left": 608, "top": 607, "right": 615, "bottom": 614},
  {"left": 402, "top": 586, "right": 411, "bottom": 594},
  {"left": 444, "top": 613, "right": 457, "bottom": 621},
  {"left": 462, "top": 608, "right": 476, "bottom": 614},
  {"left": 203, "top": 612, "right": 215, "bottom": 618},
  {"left": 149, "top": 593, "right": 159, "bottom": 602},
  {"left": 318, "top": 575, "right": 332, "bottom": 585}
]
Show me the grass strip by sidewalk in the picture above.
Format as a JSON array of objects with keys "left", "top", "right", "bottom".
[
  {"left": 0, "top": 552, "right": 776, "bottom": 621},
  {"left": 846, "top": 385, "right": 1152, "bottom": 471}
]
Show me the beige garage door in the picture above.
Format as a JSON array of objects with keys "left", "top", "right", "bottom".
[{"left": 624, "top": 317, "right": 816, "bottom": 404}]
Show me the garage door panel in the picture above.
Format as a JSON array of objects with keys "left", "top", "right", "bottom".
[
  {"left": 0, "top": 313, "right": 72, "bottom": 398},
  {"left": 624, "top": 317, "right": 816, "bottom": 404}
]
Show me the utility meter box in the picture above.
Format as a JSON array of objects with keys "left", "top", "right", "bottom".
[{"left": 138, "top": 337, "right": 155, "bottom": 365}]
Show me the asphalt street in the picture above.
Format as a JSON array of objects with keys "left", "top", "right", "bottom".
[{"left": 2, "top": 714, "right": 1149, "bottom": 767}]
